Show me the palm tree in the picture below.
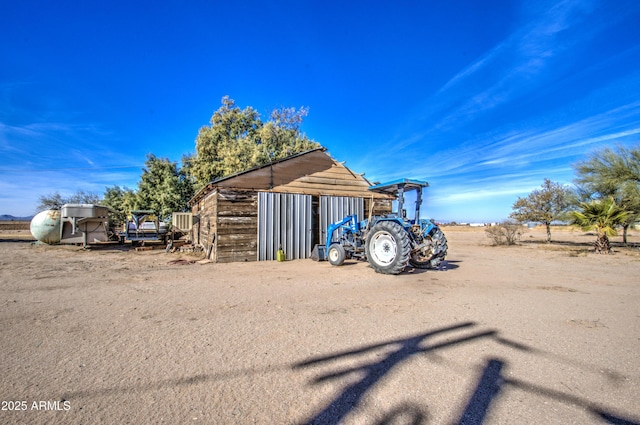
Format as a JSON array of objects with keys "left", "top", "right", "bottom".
[
  {"left": 574, "top": 144, "right": 640, "bottom": 244},
  {"left": 569, "top": 198, "right": 632, "bottom": 254}
]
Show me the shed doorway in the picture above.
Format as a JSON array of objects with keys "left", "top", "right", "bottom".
[
  {"left": 257, "top": 192, "right": 313, "bottom": 260},
  {"left": 319, "top": 196, "right": 365, "bottom": 246},
  {"left": 257, "top": 193, "right": 365, "bottom": 261}
]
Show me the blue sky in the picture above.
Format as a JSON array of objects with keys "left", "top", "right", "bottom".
[{"left": 1, "top": 0, "right": 639, "bottom": 222}]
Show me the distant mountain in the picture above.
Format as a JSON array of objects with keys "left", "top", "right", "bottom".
[{"left": 0, "top": 214, "right": 33, "bottom": 221}]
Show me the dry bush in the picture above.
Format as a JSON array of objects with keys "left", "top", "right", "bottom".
[{"left": 485, "top": 221, "right": 526, "bottom": 246}]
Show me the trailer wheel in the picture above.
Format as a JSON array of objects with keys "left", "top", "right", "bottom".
[
  {"left": 328, "top": 244, "right": 346, "bottom": 266},
  {"left": 409, "top": 227, "right": 448, "bottom": 269},
  {"left": 365, "top": 221, "right": 411, "bottom": 275}
]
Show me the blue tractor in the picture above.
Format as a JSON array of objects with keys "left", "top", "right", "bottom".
[{"left": 320, "top": 179, "right": 447, "bottom": 275}]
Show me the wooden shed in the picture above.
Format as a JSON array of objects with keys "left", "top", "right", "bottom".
[{"left": 189, "top": 147, "right": 393, "bottom": 263}]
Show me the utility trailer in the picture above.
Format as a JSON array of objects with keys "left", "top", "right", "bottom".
[
  {"left": 118, "top": 210, "right": 168, "bottom": 246},
  {"left": 60, "top": 204, "right": 110, "bottom": 246}
]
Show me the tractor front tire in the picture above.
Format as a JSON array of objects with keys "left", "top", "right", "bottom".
[
  {"left": 328, "top": 244, "right": 346, "bottom": 266},
  {"left": 365, "top": 221, "right": 411, "bottom": 275},
  {"left": 409, "top": 227, "right": 448, "bottom": 269}
]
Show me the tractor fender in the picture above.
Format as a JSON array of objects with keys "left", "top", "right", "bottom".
[{"left": 370, "top": 217, "right": 407, "bottom": 227}]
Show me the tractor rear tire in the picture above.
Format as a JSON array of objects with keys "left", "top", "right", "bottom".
[
  {"left": 409, "top": 227, "right": 448, "bottom": 269},
  {"left": 328, "top": 244, "right": 346, "bottom": 266},
  {"left": 365, "top": 221, "right": 411, "bottom": 275}
]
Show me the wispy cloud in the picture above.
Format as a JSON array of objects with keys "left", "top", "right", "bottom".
[
  {"left": 364, "top": 61, "right": 640, "bottom": 183},
  {"left": 0, "top": 111, "right": 142, "bottom": 215},
  {"left": 1, "top": 165, "right": 142, "bottom": 216},
  {"left": 476, "top": 101, "right": 640, "bottom": 163},
  {"left": 352, "top": 1, "right": 626, "bottom": 187},
  {"left": 432, "top": 0, "right": 598, "bottom": 129},
  {"left": 436, "top": 42, "right": 508, "bottom": 96}
]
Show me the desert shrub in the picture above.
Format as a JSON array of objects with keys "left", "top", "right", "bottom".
[{"left": 485, "top": 221, "right": 526, "bottom": 246}]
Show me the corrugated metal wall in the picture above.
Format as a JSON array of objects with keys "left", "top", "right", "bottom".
[
  {"left": 258, "top": 192, "right": 312, "bottom": 261},
  {"left": 320, "top": 196, "right": 364, "bottom": 246},
  {"left": 258, "top": 193, "right": 364, "bottom": 261}
]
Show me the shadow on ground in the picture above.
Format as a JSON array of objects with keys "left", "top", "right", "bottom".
[
  {"left": 293, "top": 322, "right": 640, "bottom": 425},
  {"left": 52, "top": 323, "right": 638, "bottom": 423}
]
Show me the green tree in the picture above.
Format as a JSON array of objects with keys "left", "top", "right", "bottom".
[
  {"left": 192, "top": 96, "right": 262, "bottom": 185},
  {"left": 569, "top": 197, "right": 631, "bottom": 254},
  {"left": 180, "top": 153, "right": 197, "bottom": 186},
  {"left": 136, "top": 154, "right": 194, "bottom": 221},
  {"left": 101, "top": 185, "right": 137, "bottom": 230},
  {"left": 36, "top": 190, "right": 102, "bottom": 212},
  {"left": 573, "top": 144, "right": 640, "bottom": 244},
  {"left": 510, "top": 179, "right": 573, "bottom": 242},
  {"left": 191, "top": 96, "right": 320, "bottom": 186},
  {"left": 254, "top": 107, "right": 318, "bottom": 165}
]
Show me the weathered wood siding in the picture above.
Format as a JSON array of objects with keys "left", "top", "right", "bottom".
[
  {"left": 192, "top": 198, "right": 201, "bottom": 245},
  {"left": 192, "top": 190, "right": 217, "bottom": 251},
  {"left": 271, "top": 156, "right": 374, "bottom": 197},
  {"left": 216, "top": 190, "right": 258, "bottom": 263},
  {"left": 367, "top": 198, "right": 393, "bottom": 216}
]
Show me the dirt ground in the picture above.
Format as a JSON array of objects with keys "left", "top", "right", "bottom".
[{"left": 0, "top": 226, "right": 638, "bottom": 425}]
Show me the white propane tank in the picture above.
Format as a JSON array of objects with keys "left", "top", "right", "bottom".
[{"left": 30, "top": 210, "right": 61, "bottom": 244}]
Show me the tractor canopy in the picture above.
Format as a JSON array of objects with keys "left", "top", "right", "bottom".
[
  {"left": 368, "top": 179, "right": 430, "bottom": 222},
  {"left": 368, "top": 179, "right": 429, "bottom": 195}
]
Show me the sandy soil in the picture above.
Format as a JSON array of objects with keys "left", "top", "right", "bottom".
[{"left": 0, "top": 226, "right": 639, "bottom": 424}]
